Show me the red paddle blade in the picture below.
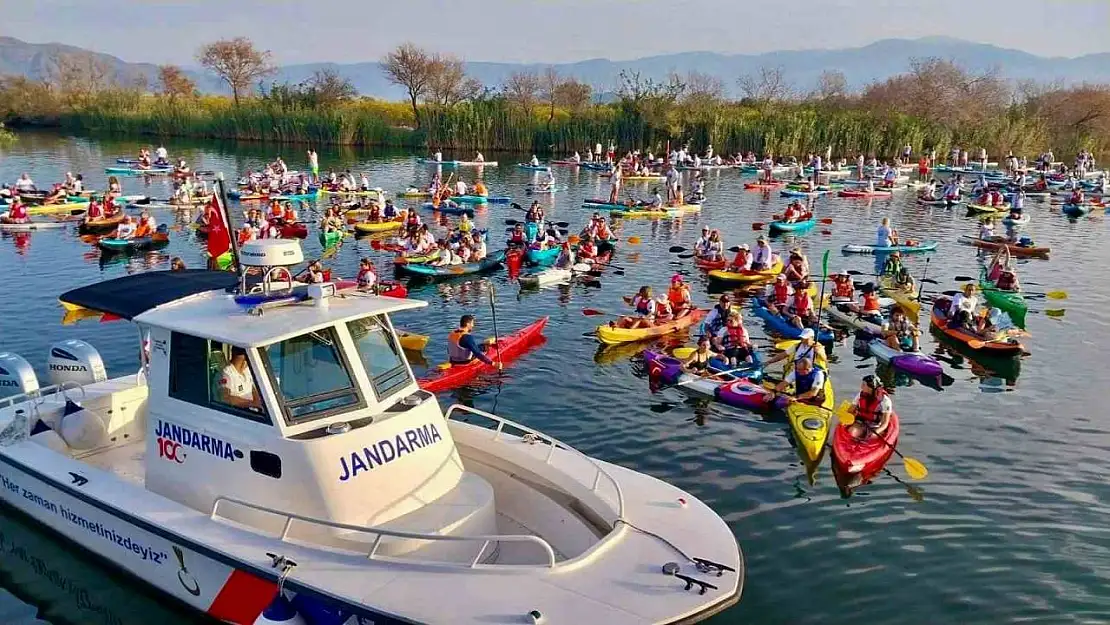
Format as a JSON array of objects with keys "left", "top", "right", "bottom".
[
  {"left": 752, "top": 223, "right": 765, "bottom": 230},
  {"left": 582, "top": 308, "right": 605, "bottom": 316},
  {"left": 821, "top": 229, "right": 832, "bottom": 235},
  {"left": 100, "top": 312, "right": 122, "bottom": 323},
  {"left": 819, "top": 218, "right": 834, "bottom": 224},
  {"left": 369, "top": 239, "right": 382, "bottom": 250}
]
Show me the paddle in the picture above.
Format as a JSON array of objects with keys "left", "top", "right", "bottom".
[
  {"left": 834, "top": 401, "right": 928, "bottom": 480},
  {"left": 582, "top": 308, "right": 615, "bottom": 316},
  {"left": 669, "top": 245, "right": 687, "bottom": 253},
  {"left": 953, "top": 275, "right": 1067, "bottom": 299}
]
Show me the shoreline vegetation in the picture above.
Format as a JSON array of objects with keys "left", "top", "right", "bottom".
[
  {"left": 1, "top": 38, "right": 1108, "bottom": 159},
  {"left": 0, "top": 123, "right": 14, "bottom": 145}
]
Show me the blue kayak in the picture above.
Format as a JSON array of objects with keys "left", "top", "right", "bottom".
[
  {"left": 841, "top": 241, "right": 939, "bottom": 254},
  {"left": 768, "top": 218, "right": 817, "bottom": 233},
  {"left": 780, "top": 189, "right": 826, "bottom": 198},
  {"left": 524, "top": 246, "right": 560, "bottom": 266},
  {"left": 422, "top": 202, "right": 475, "bottom": 216},
  {"left": 1062, "top": 203, "right": 1091, "bottom": 217},
  {"left": 398, "top": 250, "right": 506, "bottom": 278},
  {"left": 750, "top": 297, "right": 835, "bottom": 343},
  {"left": 517, "top": 163, "right": 550, "bottom": 171},
  {"left": 453, "top": 195, "right": 511, "bottom": 204}
]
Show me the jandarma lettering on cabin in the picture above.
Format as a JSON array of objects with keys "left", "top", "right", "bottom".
[
  {"left": 154, "top": 420, "right": 242, "bottom": 461},
  {"left": 338, "top": 423, "right": 443, "bottom": 482}
]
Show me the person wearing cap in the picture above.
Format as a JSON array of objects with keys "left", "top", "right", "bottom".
[
  {"left": 883, "top": 252, "right": 915, "bottom": 292},
  {"left": 712, "top": 310, "right": 753, "bottom": 368},
  {"left": 702, "top": 294, "right": 732, "bottom": 336},
  {"left": 751, "top": 236, "right": 774, "bottom": 270},
  {"left": 766, "top": 327, "right": 827, "bottom": 371},
  {"left": 846, "top": 375, "right": 893, "bottom": 439},
  {"left": 729, "top": 243, "right": 752, "bottom": 271},
  {"left": 667, "top": 275, "right": 693, "bottom": 319},
  {"left": 694, "top": 226, "right": 712, "bottom": 256},
  {"left": 768, "top": 356, "right": 826, "bottom": 406}
]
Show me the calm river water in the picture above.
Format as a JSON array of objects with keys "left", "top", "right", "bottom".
[{"left": 1, "top": 131, "right": 1108, "bottom": 625}]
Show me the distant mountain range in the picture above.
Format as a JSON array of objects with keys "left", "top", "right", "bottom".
[{"left": 3, "top": 35, "right": 1109, "bottom": 100}]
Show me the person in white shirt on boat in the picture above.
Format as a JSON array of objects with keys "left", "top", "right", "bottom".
[
  {"left": 470, "top": 231, "right": 487, "bottom": 260},
  {"left": 455, "top": 179, "right": 467, "bottom": 196},
  {"left": 649, "top": 189, "right": 664, "bottom": 209},
  {"left": 694, "top": 226, "right": 712, "bottom": 255},
  {"left": 876, "top": 217, "right": 898, "bottom": 247},
  {"left": 220, "top": 349, "right": 260, "bottom": 409},
  {"left": 539, "top": 169, "right": 556, "bottom": 191},
  {"left": 529, "top": 155, "right": 540, "bottom": 167},
  {"left": 71, "top": 174, "right": 84, "bottom": 194},
  {"left": 115, "top": 214, "right": 137, "bottom": 239},
  {"left": 14, "top": 173, "right": 35, "bottom": 193},
  {"left": 359, "top": 173, "right": 370, "bottom": 190},
  {"left": 433, "top": 150, "right": 443, "bottom": 162},
  {"left": 154, "top": 145, "right": 169, "bottom": 166},
  {"left": 751, "top": 236, "right": 774, "bottom": 270},
  {"left": 475, "top": 152, "right": 485, "bottom": 162},
  {"left": 570, "top": 151, "right": 580, "bottom": 163}
]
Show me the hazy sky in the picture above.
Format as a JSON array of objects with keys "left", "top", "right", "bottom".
[{"left": 7, "top": 0, "right": 1110, "bottom": 66}]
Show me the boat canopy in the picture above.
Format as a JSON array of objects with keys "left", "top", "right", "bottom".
[{"left": 59, "top": 270, "right": 237, "bottom": 319}]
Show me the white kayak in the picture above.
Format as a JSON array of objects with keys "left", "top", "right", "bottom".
[
  {"left": 518, "top": 262, "right": 593, "bottom": 288},
  {"left": 826, "top": 302, "right": 886, "bottom": 335},
  {"left": 0, "top": 212, "right": 70, "bottom": 231}
]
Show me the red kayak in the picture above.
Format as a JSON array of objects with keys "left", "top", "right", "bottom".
[
  {"left": 838, "top": 190, "right": 892, "bottom": 198},
  {"left": 832, "top": 411, "right": 900, "bottom": 488},
  {"left": 744, "top": 182, "right": 785, "bottom": 190},
  {"left": 279, "top": 222, "right": 308, "bottom": 239},
  {"left": 334, "top": 279, "right": 408, "bottom": 298},
  {"left": 694, "top": 256, "right": 727, "bottom": 271},
  {"left": 418, "top": 317, "right": 549, "bottom": 393}
]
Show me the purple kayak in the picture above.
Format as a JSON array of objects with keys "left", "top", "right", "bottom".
[
  {"left": 868, "top": 339, "right": 943, "bottom": 377},
  {"left": 716, "top": 379, "right": 775, "bottom": 411}
]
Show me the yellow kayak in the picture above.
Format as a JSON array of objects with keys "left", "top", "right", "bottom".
[
  {"left": 596, "top": 309, "right": 706, "bottom": 345},
  {"left": 609, "top": 204, "right": 699, "bottom": 218},
  {"left": 397, "top": 331, "right": 429, "bottom": 351},
  {"left": 354, "top": 219, "right": 404, "bottom": 233},
  {"left": 28, "top": 201, "right": 88, "bottom": 216},
  {"left": 879, "top": 276, "right": 921, "bottom": 319},
  {"left": 786, "top": 376, "right": 835, "bottom": 462},
  {"left": 707, "top": 258, "right": 784, "bottom": 284}
]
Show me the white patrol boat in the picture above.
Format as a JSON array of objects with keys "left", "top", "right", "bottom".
[{"left": 0, "top": 238, "right": 743, "bottom": 625}]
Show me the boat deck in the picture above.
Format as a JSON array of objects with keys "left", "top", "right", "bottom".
[{"left": 78, "top": 439, "right": 145, "bottom": 486}]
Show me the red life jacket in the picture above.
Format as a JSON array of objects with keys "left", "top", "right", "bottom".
[
  {"left": 509, "top": 231, "right": 526, "bottom": 244},
  {"left": 773, "top": 282, "right": 790, "bottom": 305},
  {"left": 832, "top": 280, "right": 853, "bottom": 298},
  {"left": 856, "top": 388, "right": 888, "bottom": 425},
  {"left": 793, "top": 293, "right": 811, "bottom": 315},
  {"left": 862, "top": 292, "right": 881, "bottom": 313},
  {"left": 725, "top": 323, "right": 748, "bottom": 347}
]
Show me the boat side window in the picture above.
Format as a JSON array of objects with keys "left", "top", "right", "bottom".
[
  {"left": 168, "top": 332, "right": 270, "bottom": 425},
  {"left": 346, "top": 315, "right": 413, "bottom": 400},
  {"left": 258, "top": 326, "right": 363, "bottom": 425}
]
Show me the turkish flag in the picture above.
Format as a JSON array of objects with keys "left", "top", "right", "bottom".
[{"left": 206, "top": 194, "right": 231, "bottom": 261}]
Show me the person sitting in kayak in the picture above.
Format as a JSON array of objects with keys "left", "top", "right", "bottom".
[
  {"left": 712, "top": 311, "right": 753, "bottom": 368},
  {"left": 948, "top": 283, "right": 980, "bottom": 330},
  {"left": 115, "top": 214, "right": 138, "bottom": 240},
  {"left": 507, "top": 223, "right": 528, "bottom": 248},
  {"left": 529, "top": 155, "right": 540, "bottom": 167},
  {"left": 682, "top": 336, "right": 720, "bottom": 376},
  {"left": 763, "top": 274, "right": 791, "bottom": 315},
  {"left": 882, "top": 252, "right": 915, "bottom": 291},
  {"left": 237, "top": 223, "right": 256, "bottom": 245},
  {"left": 702, "top": 294, "right": 732, "bottom": 337},
  {"left": 766, "top": 328, "right": 828, "bottom": 373},
  {"left": 702, "top": 230, "right": 725, "bottom": 261},
  {"left": 577, "top": 236, "right": 597, "bottom": 263},
  {"left": 667, "top": 274, "right": 692, "bottom": 319},
  {"left": 615, "top": 286, "right": 657, "bottom": 330},
  {"left": 1069, "top": 188, "right": 1085, "bottom": 205},
  {"left": 175, "top": 159, "right": 190, "bottom": 176},
  {"left": 729, "top": 244, "right": 752, "bottom": 271},
  {"left": 653, "top": 296, "right": 674, "bottom": 322},
  {"left": 404, "top": 209, "right": 422, "bottom": 234},
  {"left": 768, "top": 357, "right": 826, "bottom": 406},
  {"left": 320, "top": 208, "right": 343, "bottom": 234},
  {"left": 876, "top": 217, "right": 899, "bottom": 247},
  {"left": 448, "top": 315, "right": 501, "bottom": 369},
  {"left": 787, "top": 281, "right": 818, "bottom": 329},
  {"left": 43, "top": 183, "right": 67, "bottom": 204},
  {"left": 694, "top": 226, "right": 712, "bottom": 256},
  {"left": 2, "top": 198, "right": 29, "bottom": 224},
  {"left": 782, "top": 252, "right": 808, "bottom": 283},
  {"left": 134, "top": 211, "right": 156, "bottom": 238},
  {"left": 831, "top": 271, "right": 855, "bottom": 301},
  {"left": 356, "top": 258, "right": 378, "bottom": 290},
  {"left": 884, "top": 306, "right": 920, "bottom": 351},
  {"left": 555, "top": 242, "right": 576, "bottom": 269},
  {"left": 648, "top": 189, "right": 665, "bottom": 211},
  {"left": 383, "top": 199, "right": 399, "bottom": 221},
  {"left": 846, "top": 375, "right": 892, "bottom": 439},
  {"left": 847, "top": 283, "right": 884, "bottom": 323},
  {"left": 470, "top": 232, "right": 487, "bottom": 261},
  {"left": 781, "top": 200, "right": 806, "bottom": 223},
  {"left": 751, "top": 236, "right": 774, "bottom": 270},
  {"left": 882, "top": 167, "right": 897, "bottom": 188}
]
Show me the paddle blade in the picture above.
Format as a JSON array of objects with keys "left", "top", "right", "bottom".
[
  {"left": 835, "top": 401, "right": 855, "bottom": 426},
  {"left": 369, "top": 239, "right": 382, "bottom": 250},
  {"left": 1046, "top": 291, "right": 1068, "bottom": 300},
  {"left": 568, "top": 235, "right": 580, "bottom": 245},
  {"left": 903, "top": 456, "right": 929, "bottom": 480},
  {"left": 628, "top": 236, "right": 641, "bottom": 244},
  {"left": 582, "top": 308, "right": 606, "bottom": 316},
  {"left": 668, "top": 246, "right": 686, "bottom": 253},
  {"left": 752, "top": 223, "right": 764, "bottom": 230},
  {"left": 819, "top": 218, "right": 833, "bottom": 224},
  {"left": 672, "top": 347, "right": 695, "bottom": 359},
  {"left": 1045, "top": 308, "right": 1066, "bottom": 317},
  {"left": 436, "top": 362, "right": 453, "bottom": 371},
  {"left": 966, "top": 339, "right": 985, "bottom": 349},
  {"left": 775, "top": 339, "right": 800, "bottom": 351}
]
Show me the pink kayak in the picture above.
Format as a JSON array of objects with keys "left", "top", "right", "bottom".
[
  {"left": 715, "top": 378, "right": 774, "bottom": 411},
  {"left": 838, "top": 190, "right": 892, "bottom": 198}
]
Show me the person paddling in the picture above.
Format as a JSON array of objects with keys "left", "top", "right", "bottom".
[
  {"left": 447, "top": 315, "right": 502, "bottom": 369},
  {"left": 846, "top": 375, "right": 893, "bottom": 439},
  {"left": 766, "top": 328, "right": 827, "bottom": 371},
  {"left": 767, "top": 357, "right": 826, "bottom": 406}
]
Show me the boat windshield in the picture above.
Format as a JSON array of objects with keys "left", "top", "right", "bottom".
[
  {"left": 259, "top": 326, "right": 363, "bottom": 424},
  {"left": 346, "top": 315, "right": 413, "bottom": 400}
]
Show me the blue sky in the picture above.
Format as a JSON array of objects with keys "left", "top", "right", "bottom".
[{"left": 7, "top": 0, "right": 1110, "bottom": 65}]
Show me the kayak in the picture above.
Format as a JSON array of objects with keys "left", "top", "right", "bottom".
[
  {"left": 780, "top": 189, "right": 826, "bottom": 198},
  {"left": 104, "top": 166, "right": 174, "bottom": 176},
  {"left": 393, "top": 250, "right": 440, "bottom": 265},
  {"left": 768, "top": 217, "right": 817, "bottom": 233},
  {"left": 694, "top": 256, "right": 727, "bottom": 271},
  {"left": 967, "top": 203, "right": 1009, "bottom": 214},
  {"left": 643, "top": 350, "right": 763, "bottom": 392},
  {"left": 0, "top": 214, "right": 71, "bottom": 231},
  {"left": 417, "top": 317, "right": 548, "bottom": 393},
  {"left": 397, "top": 332, "right": 428, "bottom": 351},
  {"left": 878, "top": 276, "right": 921, "bottom": 318},
  {"left": 610, "top": 207, "right": 683, "bottom": 218},
  {"left": 422, "top": 202, "right": 475, "bottom": 216},
  {"left": 929, "top": 298, "right": 1024, "bottom": 354},
  {"left": 958, "top": 235, "right": 1050, "bottom": 258},
  {"left": 517, "top": 163, "right": 550, "bottom": 170},
  {"left": 518, "top": 262, "right": 593, "bottom": 288},
  {"left": 397, "top": 189, "right": 432, "bottom": 198},
  {"left": 398, "top": 250, "right": 506, "bottom": 278},
  {"left": 826, "top": 302, "right": 885, "bottom": 335},
  {"left": 785, "top": 375, "right": 835, "bottom": 463},
  {"left": 838, "top": 190, "right": 892, "bottom": 198},
  {"left": 596, "top": 309, "right": 707, "bottom": 346},
  {"left": 980, "top": 267, "right": 1027, "bottom": 328},
  {"left": 319, "top": 229, "right": 343, "bottom": 248},
  {"left": 917, "top": 197, "right": 962, "bottom": 207},
  {"left": 842, "top": 241, "right": 938, "bottom": 255},
  {"left": 524, "top": 246, "right": 561, "bottom": 266},
  {"left": 867, "top": 339, "right": 943, "bottom": 377},
  {"left": 614, "top": 175, "right": 666, "bottom": 182},
  {"left": 1062, "top": 203, "right": 1091, "bottom": 217},
  {"left": 1001, "top": 214, "right": 1030, "bottom": 227},
  {"left": 353, "top": 219, "right": 404, "bottom": 234},
  {"left": 27, "top": 201, "right": 90, "bottom": 216},
  {"left": 97, "top": 231, "right": 170, "bottom": 254},
  {"left": 832, "top": 410, "right": 900, "bottom": 487},
  {"left": 318, "top": 188, "right": 384, "bottom": 198},
  {"left": 744, "top": 182, "right": 785, "bottom": 190},
  {"left": 750, "top": 297, "right": 835, "bottom": 342},
  {"left": 418, "top": 159, "right": 498, "bottom": 167},
  {"left": 279, "top": 222, "right": 308, "bottom": 239},
  {"left": 707, "top": 258, "right": 784, "bottom": 284},
  {"left": 78, "top": 214, "right": 125, "bottom": 235}
]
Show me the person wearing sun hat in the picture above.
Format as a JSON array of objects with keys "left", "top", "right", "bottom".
[
  {"left": 765, "top": 326, "right": 828, "bottom": 372},
  {"left": 752, "top": 235, "right": 774, "bottom": 270}
]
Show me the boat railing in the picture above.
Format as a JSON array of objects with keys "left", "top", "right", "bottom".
[
  {"left": 0, "top": 381, "right": 86, "bottom": 411},
  {"left": 444, "top": 404, "right": 626, "bottom": 518},
  {"left": 210, "top": 496, "right": 557, "bottom": 569}
]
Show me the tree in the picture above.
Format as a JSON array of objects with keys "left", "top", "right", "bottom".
[
  {"left": 810, "top": 69, "right": 849, "bottom": 103},
  {"left": 503, "top": 70, "right": 542, "bottom": 118},
  {"left": 539, "top": 67, "right": 563, "bottom": 130},
  {"left": 158, "top": 65, "right": 197, "bottom": 104},
  {"left": 737, "top": 66, "right": 792, "bottom": 111},
  {"left": 381, "top": 43, "right": 435, "bottom": 127},
  {"left": 427, "top": 55, "right": 479, "bottom": 107},
  {"left": 305, "top": 68, "right": 357, "bottom": 106},
  {"left": 47, "top": 52, "right": 114, "bottom": 109},
  {"left": 197, "top": 37, "right": 275, "bottom": 104},
  {"left": 615, "top": 70, "right": 687, "bottom": 141},
  {"left": 553, "top": 78, "right": 592, "bottom": 114},
  {"left": 680, "top": 70, "right": 724, "bottom": 114}
]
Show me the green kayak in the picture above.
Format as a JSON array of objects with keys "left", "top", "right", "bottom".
[
  {"left": 979, "top": 267, "right": 1027, "bottom": 328},
  {"left": 319, "top": 229, "right": 343, "bottom": 249}
]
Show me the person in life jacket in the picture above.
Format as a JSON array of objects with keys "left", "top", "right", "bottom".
[
  {"left": 788, "top": 280, "right": 817, "bottom": 329},
  {"left": 846, "top": 375, "right": 893, "bottom": 439},
  {"left": 447, "top": 314, "right": 501, "bottom": 369},
  {"left": 884, "top": 306, "right": 920, "bottom": 351},
  {"left": 712, "top": 310, "right": 752, "bottom": 367},
  {"left": 269, "top": 200, "right": 284, "bottom": 220},
  {"left": 769, "top": 357, "right": 826, "bottom": 407},
  {"left": 237, "top": 224, "right": 256, "bottom": 246},
  {"left": 883, "top": 251, "right": 915, "bottom": 291},
  {"left": 782, "top": 253, "right": 807, "bottom": 283},
  {"left": 2, "top": 198, "right": 29, "bottom": 224},
  {"left": 356, "top": 257, "right": 378, "bottom": 291},
  {"left": 831, "top": 271, "right": 855, "bottom": 301},
  {"left": 702, "top": 294, "right": 731, "bottom": 337},
  {"left": 508, "top": 223, "right": 527, "bottom": 247},
  {"left": 383, "top": 199, "right": 398, "bottom": 220},
  {"left": 781, "top": 200, "right": 805, "bottom": 223},
  {"left": 666, "top": 274, "right": 692, "bottom": 319},
  {"left": 848, "top": 283, "right": 884, "bottom": 323},
  {"left": 763, "top": 274, "right": 791, "bottom": 316},
  {"left": 765, "top": 327, "right": 828, "bottom": 373},
  {"left": 616, "top": 286, "right": 656, "bottom": 329},
  {"left": 730, "top": 244, "right": 752, "bottom": 272}
]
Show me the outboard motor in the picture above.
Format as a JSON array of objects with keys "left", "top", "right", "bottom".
[
  {"left": 0, "top": 352, "right": 39, "bottom": 399},
  {"left": 46, "top": 340, "right": 106, "bottom": 387}
]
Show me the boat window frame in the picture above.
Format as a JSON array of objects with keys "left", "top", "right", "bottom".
[
  {"left": 256, "top": 324, "right": 367, "bottom": 427},
  {"left": 344, "top": 314, "right": 415, "bottom": 402},
  {"left": 166, "top": 332, "right": 272, "bottom": 426}
]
